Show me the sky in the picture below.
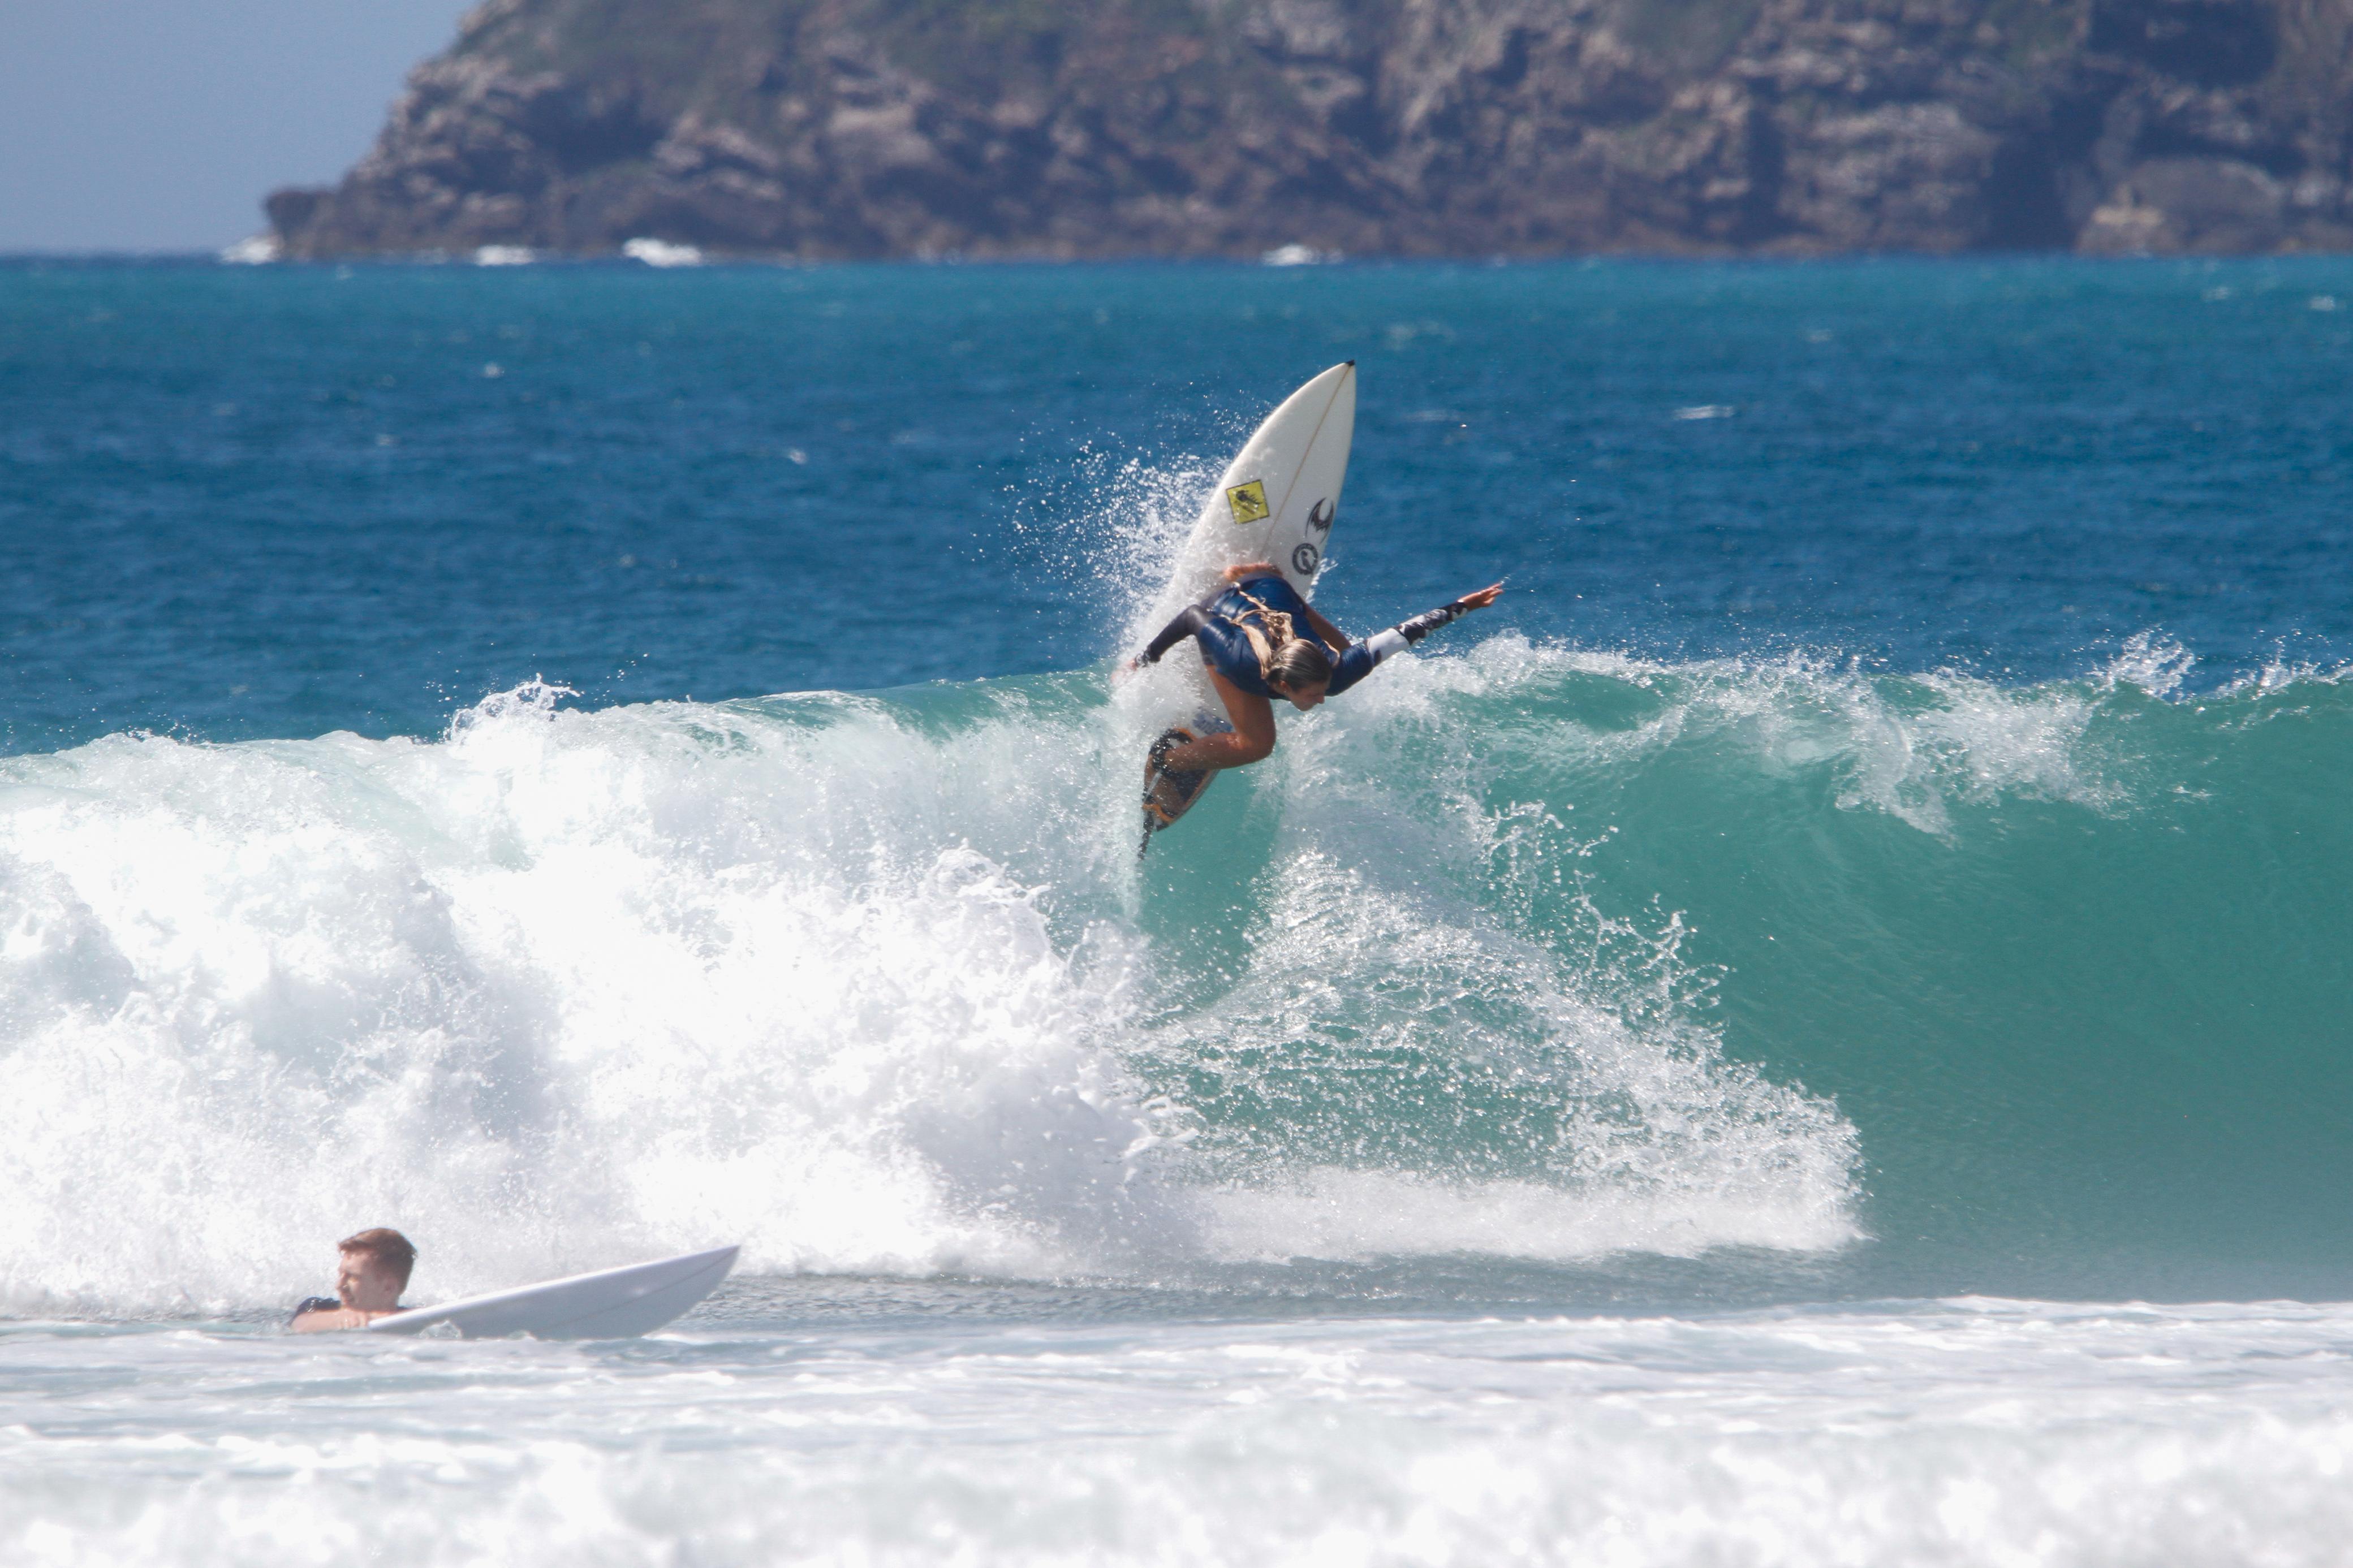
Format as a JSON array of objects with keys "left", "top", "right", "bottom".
[{"left": 0, "top": 1, "right": 477, "bottom": 253}]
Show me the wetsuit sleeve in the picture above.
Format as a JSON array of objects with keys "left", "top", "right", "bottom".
[
  {"left": 1397, "top": 598, "right": 1475, "bottom": 645},
  {"left": 290, "top": 1296, "right": 341, "bottom": 1324},
  {"left": 1324, "top": 598, "right": 1475, "bottom": 696},
  {"left": 1134, "top": 606, "right": 1212, "bottom": 667}
]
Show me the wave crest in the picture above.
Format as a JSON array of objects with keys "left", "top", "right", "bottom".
[{"left": 42, "top": 624, "right": 2343, "bottom": 1308}]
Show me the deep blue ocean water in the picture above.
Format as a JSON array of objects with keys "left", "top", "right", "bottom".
[
  {"left": 7, "top": 256, "right": 2349, "bottom": 751},
  {"left": 6, "top": 256, "right": 2353, "bottom": 1566}
]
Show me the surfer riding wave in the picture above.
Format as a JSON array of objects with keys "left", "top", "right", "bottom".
[{"left": 1129, "top": 563, "right": 1504, "bottom": 777}]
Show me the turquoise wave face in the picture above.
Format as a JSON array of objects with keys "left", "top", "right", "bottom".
[
  {"left": 1285, "top": 636, "right": 2353, "bottom": 1298},
  {"left": 1013, "top": 632, "right": 2353, "bottom": 1298},
  {"left": 6, "top": 636, "right": 2342, "bottom": 1312}
]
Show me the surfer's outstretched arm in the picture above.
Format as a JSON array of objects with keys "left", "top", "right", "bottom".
[{"left": 1322, "top": 582, "right": 1505, "bottom": 696}]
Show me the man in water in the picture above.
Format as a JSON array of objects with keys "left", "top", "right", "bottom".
[{"left": 289, "top": 1227, "right": 415, "bottom": 1332}]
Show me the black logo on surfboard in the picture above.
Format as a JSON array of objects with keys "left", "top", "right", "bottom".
[
  {"left": 1307, "top": 499, "right": 1333, "bottom": 533},
  {"left": 1292, "top": 543, "right": 1321, "bottom": 575}
]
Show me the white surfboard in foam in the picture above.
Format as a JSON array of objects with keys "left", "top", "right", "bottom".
[{"left": 367, "top": 1245, "right": 737, "bottom": 1340}]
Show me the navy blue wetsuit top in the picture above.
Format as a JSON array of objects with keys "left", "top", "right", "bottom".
[{"left": 1137, "top": 574, "right": 1467, "bottom": 698}]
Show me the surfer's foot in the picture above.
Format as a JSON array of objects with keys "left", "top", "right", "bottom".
[
  {"left": 1147, "top": 727, "right": 1206, "bottom": 784},
  {"left": 1143, "top": 727, "right": 1209, "bottom": 827},
  {"left": 1147, "top": 726, "right": 1190, "bottom": 769}
]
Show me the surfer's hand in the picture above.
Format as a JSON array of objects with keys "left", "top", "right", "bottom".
[
  {"left": 1454, "top": 582, "right": 1505, "bottom": 612},
  {"left": 1222, "top": 561, "right": 1280, "bottom": 582}
]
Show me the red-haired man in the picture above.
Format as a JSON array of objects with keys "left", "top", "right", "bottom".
[{"left": 290, "top": 1228, "right": 416, "bottom": 1332}]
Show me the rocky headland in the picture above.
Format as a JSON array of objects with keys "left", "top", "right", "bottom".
[{"left": 266, "top": 0, "right": 2353, "bottom": 258}]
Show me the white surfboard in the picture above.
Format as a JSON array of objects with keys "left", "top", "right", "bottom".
[
  {"left": 367, "top": 1245, "right": 738, "bottom": 1340},
  {"left": 1149, "top": 360, "right": 1356, "bottom": 623},
  {"left": 1134, "top": 362, "right": 1357, "bottom": 845}
]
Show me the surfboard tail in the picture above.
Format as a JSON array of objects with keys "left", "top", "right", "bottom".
[{"left": 1140, "top": 727, "right": 1216, "bottom": 849}]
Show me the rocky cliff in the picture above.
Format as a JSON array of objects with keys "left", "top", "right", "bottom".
[{"left": 266, "top": 0, "right": 2353, "bottom": 258}]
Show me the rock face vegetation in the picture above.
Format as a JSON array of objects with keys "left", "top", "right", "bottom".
[{"left": 268, "top": 0, "right": 2353, "bottom": 257}]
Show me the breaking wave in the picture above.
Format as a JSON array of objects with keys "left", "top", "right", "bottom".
[{"left": 6, "top": 626, "right": 2348, "bottom": 1312}]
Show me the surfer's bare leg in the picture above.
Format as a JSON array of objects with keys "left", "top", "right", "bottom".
[{"left": 1165, "top": 669, "right": 1276, "bottom": 772}]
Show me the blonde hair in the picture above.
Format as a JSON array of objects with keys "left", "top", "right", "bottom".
[{"left": 1230, "top": 586, "right": 1333, "bottom": 690}]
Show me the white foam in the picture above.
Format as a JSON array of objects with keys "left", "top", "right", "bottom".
[
  {"left": 8, "top": 1300, "right": 2353, "bottom": 1566},
  {"left": 1145, "top": 844, "right": 1860, "bottom": 1259},
  {"left": 2102, "top": 628, "right": 2196, "bottom": 697},
  {"left": 1370, "top": 633, "right": 2136, "bottom": 837},
  {"left": 622, "top": 237, "right": 703, "bottom": 268},
  {"left": 1203, "top": 1167, "right": 1855, "bottom": 1262},
  {"left": 2213, "top": 649, "right": 2353, "bottom": 697},
  {"left": 0, "top": 688, "right": 1169, "bottom": 1312},
  {"left": 0, "top": 665, "right": 1865, "bottom": 1313}
]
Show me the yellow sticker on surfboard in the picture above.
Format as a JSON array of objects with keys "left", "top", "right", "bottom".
[{"left": 1225, "top": 480, "right": 1270, "bottom": 526}]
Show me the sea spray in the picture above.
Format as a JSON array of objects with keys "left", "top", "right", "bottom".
[
  {"left": 0, "top": 646, "right": 1879, "bottom": 1314},
  {"left": 1149, "top": 846, "right": 1860, "bottom": 1262},
  {"left": 0, "top": 683, "right": 1169, "bottom": 1312}
]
